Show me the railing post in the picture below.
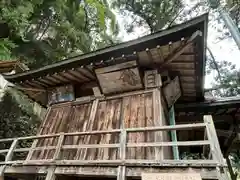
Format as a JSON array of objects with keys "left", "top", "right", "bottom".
[
  {"left": 45, "top": 166, "right": 56, "bottom": 180},
  {"left": 0, "top": 139, "right": 19, "bottom": 180},
  {"left": 204, "top": 115, "right": 224, "bottom": 164},
  {"left": 5, "top": 139, "right": 18, "bottom": 162},
  {"left": 119, "top": 130, "right": 126, "bottom": 161},
  {"left": 204, "top": 115, "right": 229, "bottom": 180},
  {"left": 118, "top": 129, "right": 127, "bottom": 180},
  {"left": 53, "top": 133, "right": 65, "bottom": 160},
  {"left": 45, "top": 133, "right": 64, "bottom": 180}
]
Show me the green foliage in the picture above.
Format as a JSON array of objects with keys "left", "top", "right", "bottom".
[
  {"left": 207, "top": 57, "right": 240, "bottom": 97},
  {"left": 0, "top": 38, "right": 16, "bottom": 60},
  {"left": 0, "top": 89, "right": 40, "bottom": 139},
  {"left": 0, "top": 0, "right": 119, "bottom": 69},
  {"left": 111, "top": 0, "right": 183, "bottom": 33}
]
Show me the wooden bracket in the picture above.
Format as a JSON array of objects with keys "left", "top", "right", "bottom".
[
  {"left": 159, "top": 30, "right": 202, "bottom": 70},
  {"left": 144, "top": 70, "right": 162, "bottom": 89},
  {"left": 92, "top": 87, "right": 103, "bottom": 98}
]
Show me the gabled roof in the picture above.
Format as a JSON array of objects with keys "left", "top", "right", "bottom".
[{"left": 3, "top": 13, "right": 208, "bottom": 105}]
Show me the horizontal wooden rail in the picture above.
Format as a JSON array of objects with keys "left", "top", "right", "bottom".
[
  {"left": 127, "top": 140, "right": 210, "bottom": 147},
  {"left": 62, "top": 144, "right": 120, "bottom": 149},
  {"left": 0, "top": 122, "right": 216, "bottom": 169},
  {"left": 126, "top": 123, "right": 207, "bottom": 132},
  {"left": 65, "top": 129, "right": 121, "bottom": 136},
  {"left": 0, "top": 123, "right": 207, "bottom": 143},
  {"left": 0, "top": 159, "right": 225, "bottom": 167},
  {"left": 0, "top": 140, "right": 209, "bottom": 154}
]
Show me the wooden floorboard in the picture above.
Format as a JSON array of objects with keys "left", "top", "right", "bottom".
[{"left": 3, "top": 166, "right": 221, "bottom": 179}]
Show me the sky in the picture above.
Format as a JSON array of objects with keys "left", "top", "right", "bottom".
[{"left": 115, "top": 1, "right": 240, "bottom": 89}]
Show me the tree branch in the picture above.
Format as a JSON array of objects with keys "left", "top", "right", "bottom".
[{"left": 207, "top": 46, "right": 223, "bottom": 82}]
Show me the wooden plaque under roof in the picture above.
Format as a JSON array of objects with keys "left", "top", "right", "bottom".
[{"left": 95, "top": 60, "right": 143, "bottom": 94}]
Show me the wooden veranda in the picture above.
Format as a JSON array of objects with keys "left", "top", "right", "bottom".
[{"left": 0, "top": 114, "right": 227, "bottom": 180}]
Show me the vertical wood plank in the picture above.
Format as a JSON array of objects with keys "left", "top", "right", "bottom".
[
  {"left": 75, "top": 103, "right": 92, "bottom": 160},
  {"left": 129, "top": 95, "right": 138, "bottom": 159},
  {"left": 122, "top": 96, "right": 131, "bottom": 158},
  {"left": 95, "top": 100, "right": 107, "bottom": 160},
  {"left": 29, "top": 107, "right": 52, "bottom": 160},
  {"left": 153, "top": 89, "right": 162, "bottom": 160},
  {"left": 136, "top": 94, "right": 145, "bottom": 159},
  {"left": 145, "top": 93, "right": 154, "bottom": 159},
  {"left": 82, "top": 99, "right": 99, "bottom": 160},
  {"left": 111, "top": 99, "right": 122, "bottom": 159}
]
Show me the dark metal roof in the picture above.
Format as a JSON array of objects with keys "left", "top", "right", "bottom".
[{"left": 175, "top": 97, "right": 240, "bottom": 116}]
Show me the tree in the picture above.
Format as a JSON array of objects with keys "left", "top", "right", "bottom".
[
  {"left": 0, "top": 0, "right": 119, "bottom": 68},
  {"left": 111, "top": 0, "right": 183, "bottom": 33},
  {"left": 206, "top": 60, "right": 240, "bottom": 97}
]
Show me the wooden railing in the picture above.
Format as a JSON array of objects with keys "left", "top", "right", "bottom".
[{"left": 0, "top": 119, "right": 226, "bottom": 168}]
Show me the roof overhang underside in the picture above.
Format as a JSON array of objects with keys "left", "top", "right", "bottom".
[{"left": 3, "top": 14, "right": 208, "bottom": 106}]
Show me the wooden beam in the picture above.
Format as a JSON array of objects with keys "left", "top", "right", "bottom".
[
  {"left": 59, "top": 71, "right": 82, "bottom": 83},
  {"left": 224, "top": 125, "right": 235, "bottom": 147},
  {"left": 159, "top": 30, "right": 202, "bottom": 70},
  {"left": 10, "top": 85, "right": 46, "bottom": 92}
]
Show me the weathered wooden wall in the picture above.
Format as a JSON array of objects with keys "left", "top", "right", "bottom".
[{"left": 30, "top": 90, "right": 173, "bottom": 161}]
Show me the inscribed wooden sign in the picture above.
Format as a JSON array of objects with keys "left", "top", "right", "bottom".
[
  {"left": 142, "top": 173, "right": 202, "bottom": 180},
  {"left": 95, "top": 60, "right": 143, "bottom": 94}
]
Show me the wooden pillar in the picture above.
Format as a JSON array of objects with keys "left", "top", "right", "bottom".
[
  {"left": 45, "top": 167, "right": 56, "bottom": 180},
  {"left": 5, "top": 139, "right": 18, "bottom": 162},
  {"left": 204, "top": 115, "right": 229, "bottom": 180},
  {"left": 0, "top": 166, "right": 6, "bottom": 180},
  {"left": 204, "top": 115, "right": 224, "bottom": 163},
  {"left": 0, "top": 139, "right": 18, "bottom": 180},
  {"left": 226, "top": 156, "right": 237, "bottom": 180},
  {"left": 169, "top": 106, "right": 179, "bottom": 160},
  {"left": 117, "top": 98, "right": 126, "bottom": 180},
  {"left": 153, "top": 88, "right": 163, "bottom": 160}
]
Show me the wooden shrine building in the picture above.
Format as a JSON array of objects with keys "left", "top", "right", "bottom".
[{"left": 0, "top": 13, "right": 238, "bottom": 180}]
